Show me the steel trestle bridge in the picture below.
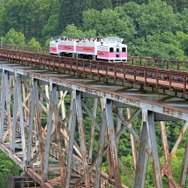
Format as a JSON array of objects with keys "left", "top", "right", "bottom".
[{"left": 0, "top": 46, "right": 187, "bottom": 188}]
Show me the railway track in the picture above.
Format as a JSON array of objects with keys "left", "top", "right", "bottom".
[
  {"left": 1, "top": 44, "right": 188, "bottom": 70},
  {"left": 0, "top": 47, "right": 188, "bottom": 97}
]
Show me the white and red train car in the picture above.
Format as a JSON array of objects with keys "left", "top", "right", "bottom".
[{"left": 50, "top": 36, "right": 127, "bottom": 62}]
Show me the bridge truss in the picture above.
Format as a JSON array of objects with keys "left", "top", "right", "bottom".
[{"left": 0, "top": 59, "right": 187, "bottom": 188}]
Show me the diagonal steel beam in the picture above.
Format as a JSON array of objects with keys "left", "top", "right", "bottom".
[
  {"left": 116, "top": 108, "right": 141, "bottom": 141},
  {"left": 171, "top": 121, "right": 188, "bottom": 158}
]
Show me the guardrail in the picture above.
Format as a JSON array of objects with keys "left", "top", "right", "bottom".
[
  {"left": 0, "top": 48, "right": 187, "bottom": 93},
  {"left": 1, "top": 45, "right": 188, "bottom": 70}
]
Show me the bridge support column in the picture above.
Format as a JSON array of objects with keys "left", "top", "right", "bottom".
[
  {"left": 94, "top": 99, "right": 107, "bottom": 188},
  {"left": 106, "top": 99, "right": 122, "bottom": 188},
  {"left": 43, "top": 83, "right": 58, "bottom": 181},
  {"left": 34, "top": 79, "right": 45, "bottom": 178},
  {"left": 134, "top": 120, "right": 149, "bottom": 188},
  {"left": 65, "top": 90, "right": 76, "bottom": 188},
  {"left": 147, "top": 111, "right": 163, "bottom": 188},
  {"left": 160, "top": 121, "right": 173, "bottom": 188},
  {"left": 75, "top": 90, "right": 90, "bottom": 187},
  {"left": 88, "top": 98, "right": 98, "bottom": 163},
  {"left": 127, "top": 108, "right": 137, "bottom": 171},
  {"left": 27, "top": 79, "right": 35, "bottom": 166},
  {"left": 11, "top": 74, "right": 18, "bottom": 152},
  {"left": 17, "top": 75, "right": 27, "bottom": 170},
  {"left": 180, "top": 138, "right": 188, "bottom": 187},
  {"left": 134, "top": 110, "right": 163, "bottom": 188},
  {"left": 0, "top": 70, "right": 8, "bottom": 142}
]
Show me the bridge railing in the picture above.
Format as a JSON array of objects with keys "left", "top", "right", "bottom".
[
  {"left": 127, "top": 55, "right": 188, "bottom": 71},
  {"left": 0, "top": 44, "right": 188, "bottom": 71},
  {"left": 0, "top": 48, "right": 188, "bottom": 93}
]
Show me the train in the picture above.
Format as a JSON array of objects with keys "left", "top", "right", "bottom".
[{"left": 50, "top": 36, "right": 127, "bottom": 62}]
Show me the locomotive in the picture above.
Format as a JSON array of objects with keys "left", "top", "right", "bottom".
[{"left": 50, "top": 36, "right": 127, "bottom": 62}]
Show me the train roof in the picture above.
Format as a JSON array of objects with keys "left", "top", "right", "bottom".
[{"left": 101, "top": 37, "right": 123, "bottom": 44}]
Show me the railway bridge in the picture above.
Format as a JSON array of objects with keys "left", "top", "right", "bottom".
[{"left": 0, "top": 46, "right": 187, "bottom": 188}]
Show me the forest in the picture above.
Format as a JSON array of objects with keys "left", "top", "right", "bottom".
[
  {"left": 0, "top": 0, "right": 188, "bottom": 187},
  {"left": 0, "top": 0, "right": 187, "bottom": 60}
]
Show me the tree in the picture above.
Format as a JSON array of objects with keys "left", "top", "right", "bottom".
[
  {"left": 61, "top": 24, "right": 84, "bottom": 38},
  {"left": 0, "top": 6, "right": 5, "bottom": 36},
  {"left": 0, "top": 151, "right": 21, "bottom": 188},
  {"left": 59, "top": 0, "right": 93, "bottom": 31},
  {"left": 2, "top": 0, "right": 51, "bottom": 39},
  {"left": 134, "top": 34, "right": 186, "bottom": 60},
  {"left": 42, "top": 14, "right": 59, "bottom": 39},
  {"left": 4, "top": 28, "right": 25, "bottom": 45},
  {"left": 136, "top": 0, "right": 179, "bottom": 37},
  {"left": 165, "top": 0, "right": 188, "bottom": 12},
  {"left": 61, "top": 24, "right": 96, "bottom": 38},
  {"left": 27, "top": 37, "right": 41, "bottom": 47},
  {"left": 176, "top": 31, "right": 188, "bottom": 56},
  {"left": 179, "top": 8, "right": 188, "bottom": 33},
  {"left": 94, "top": 0, "right": 113, "bottom": 10},
  {"left": 82, "top": 8, "right": 136, "bottom": 41}
]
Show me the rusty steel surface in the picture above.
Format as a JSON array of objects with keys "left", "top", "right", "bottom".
[{"left": 0, "top": 48, "right": 187, "bottom": 187}]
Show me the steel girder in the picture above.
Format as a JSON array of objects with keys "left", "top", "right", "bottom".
[{"left": 0, "top": 64, "right": 187, "bottom": 188}]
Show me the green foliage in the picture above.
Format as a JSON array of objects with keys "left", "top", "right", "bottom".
[
  {"left": 0, "top": 1, "right": 188, "bottom": 187},
  {"left": 27, "top": 37, "right": 41, "bottom": 47},
  {"left": 136, "top": 0, "right": 179, "bottom": 37},
  {"left": 94, "top": 0, "right": 113, "bottom": 10},
  {"left": 0, "top": 151, "right": 21, "bottom": 188},
  {"left": 61, "top": 24, "right": 96, "bottom": 38},
  {"left": 119, "top": 148, "right": 187, "bottom": 187},
  {"left": 2, "top": 0, "right": 52, "bottom": 41},
  {"left": 179, "top": 8, "right": 188, "bottom": 33},
  {"left": 83, "top": 8, "right": 136, "bottom": 40},
  {"left": 61, "top": 24, "right": 85, "bottom": 38},
  {"left": 0, "top": 6, "right": 5, "bottom": 36},
  {"left": 4, "top": 28, "right": 25, "bottom": 45},
  {"left": 1, "top": 0, "right": 188, "bottom": 60},
  {"left": 42, "top": 14, "right": 59, "bottom": 39}
]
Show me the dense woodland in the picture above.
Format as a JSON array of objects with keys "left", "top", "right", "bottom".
[
  {"left": 0, "top": 0, "right": 188, "bottom": 187},
  {"left": 0, "top": 0, "right": 187, "bottom": 59}
]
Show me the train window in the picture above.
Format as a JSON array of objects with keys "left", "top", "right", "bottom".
[
  {"left": 110, "top": 47, "right": 114, "bottom": 52},
  {"left": 122, "top": 47, "right": 126, "bottom": 52},
  {"left": 116, "top": 48, "right": 119, "bottom": 53}
]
